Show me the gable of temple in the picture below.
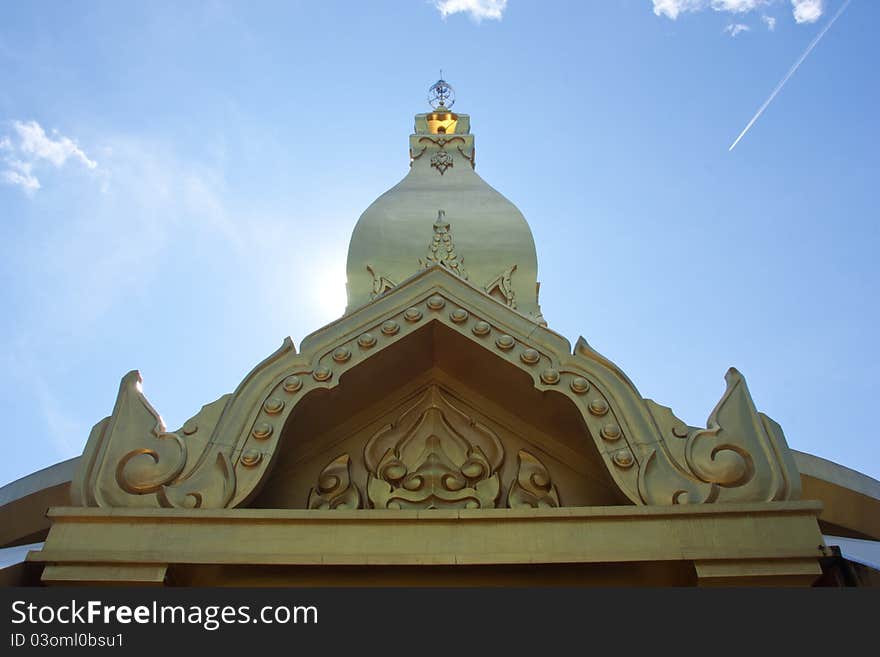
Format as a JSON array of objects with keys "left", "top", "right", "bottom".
[{"left": 71, "top": 266, "right": 801, "bottom": 512}]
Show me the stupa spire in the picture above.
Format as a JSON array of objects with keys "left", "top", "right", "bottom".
[{"left": 345, "top": 81, "right": 544, "bottom": 324}]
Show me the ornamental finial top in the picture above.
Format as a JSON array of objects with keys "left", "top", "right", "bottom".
[{"left": 428, "top": 76, "right": 455, "bottom": 110}]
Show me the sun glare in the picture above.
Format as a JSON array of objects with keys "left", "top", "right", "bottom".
[{"left": 308, "top": 261, "right": 348, "bottom": 324}]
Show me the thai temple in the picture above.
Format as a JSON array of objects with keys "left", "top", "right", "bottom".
[{"left": 2, "top": 81, "right": 878, "bottom": 587}]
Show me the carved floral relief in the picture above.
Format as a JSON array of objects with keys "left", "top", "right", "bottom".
[
  {"left": 307, "top": 454, "right": 363, "bottom": 510},
  {"left": 420, "top": 210, "right": 468, "bottom": 280},
  {"left": 364, "top": 387, "right": 502, "bottom": 509},
  {"left": 507, "top": 450, "right": 560, "bottom": 508}
]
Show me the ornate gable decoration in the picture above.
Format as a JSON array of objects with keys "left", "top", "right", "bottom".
[
  {"left": 71, "top": 266, "right": 802, "bottom": 511},
  {"left": 366, "top": 264, "right": 397, "bottom": 300},
  {"left": 419, "top": 210, "right": 467, "bottom": 280},
  {"left": 484, "top": 264, "right": 517, "bottom": 309},
  {"left": 364, "top": 387, "right": 502, "bottom": 510}
]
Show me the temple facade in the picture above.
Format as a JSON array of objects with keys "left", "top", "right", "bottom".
[{"left": 2, "top": 82, "right": 878, "bottom": 586}]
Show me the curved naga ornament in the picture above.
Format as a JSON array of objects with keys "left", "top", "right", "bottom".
[
  {"left": 108, "top": 372, "right": 187, "bottom": 497},
  {"left": 71, "top": 371, "right": 233, "bottom": 508},
  {"left": 640, "top": 368, "right": 801, "bottom": 504},
  {"left": 71, "top": 266, "right": 802, "bottom": 510}
]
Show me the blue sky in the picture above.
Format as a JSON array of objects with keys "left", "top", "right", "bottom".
[{"left": 1, "top": 0, "right": 877, "bottom": 487}]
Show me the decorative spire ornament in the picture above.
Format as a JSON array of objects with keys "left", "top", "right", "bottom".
[
  {"left": 428, "top": 77, "right": 455, "bottom": 110},
  {"left": 420, "top": 210, "right": 467, "bottom": 280}
]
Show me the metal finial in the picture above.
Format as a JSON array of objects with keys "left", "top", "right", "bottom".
[{"left": 428, "top": 78, "right": 455, "bottom": 110}]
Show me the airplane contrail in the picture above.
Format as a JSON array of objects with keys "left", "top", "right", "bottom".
[{"left": 728, "top": 0, "right": 852, "bottom": 152}]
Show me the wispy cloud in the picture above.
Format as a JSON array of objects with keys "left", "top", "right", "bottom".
[
  {"left": 713, "top": 0, "right": 769, "bottom": 12},
  {"left": 0, "top": 120, "right": 97, "bottom": 194},
  {"left": 652, "top": 0, "right": 770, "bottom": 20},
  {"left": 792, "top": 0, "right": 823, "bottom": 23},
  {"left": 652, "top": 0, "right": 699, "bottom": 20},
  {"left": 1, "top": 164, "right": 40, "bottom": 193},
  {"left": 434, "top": 0, "right": 507, "bottom": 22},
  {"left": 1, "top": 131, "right": 351, "bottom": 466},
  {"left": 15, "top": 120, "right": 96, "bottom": 168},
  {"left": 7, "top": 132, "right": 348, "bottom": 334},
  {"left": 652, "top": 0, "right": 824, "bottom": 26},
  {"left": 725, "top": 23, "right": 752, "bottom": 36},
  {"left": 729, "top": 0, "right": 850, "bottom": 151}
]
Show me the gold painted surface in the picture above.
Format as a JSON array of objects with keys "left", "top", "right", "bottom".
[
  {"left": 254, "top": 363, "right": 625, "bottom": 510},
  {"left": 425, "top": 111, "right": 458, "bottom": 135},
  {"left": 71, "top": 266, "right": 805, "bottom": 511},
  {"left": 7, "top": 447, "right": 874, "bottom": 550},
  {"left": 168, "top": 562, "right": 700, "bottom": 587},
  {"left": 41, "top": 564, "right": 167, "bottom": 586},
  {"left": 694, "top": 558, "right": 821, "bottom": 587},
  {"left": 507, "top": 450, "right": 560, "bottom": 508},
  {"left": 30, "top": 503, "right": 824, "bottom": 585},
  {"left": 794, "top": 450, "right": 880, "bottom": 500},
  {"left": 484, "top": 264, "right": 518, "bottom": 309},
  {"left": 419, "top": 210, "right": 467, "bottom": 279},
  {"left": 642, "top": 370, "right": 801, "bottom": 504},
  {"left": 0, "top": 458, "right": 75, "bottom": 547},
  {"left": 0, "top": 458, "right": 78, "bottom": 507},
  {"left": 364, "top": 386, "right": 502, "bottom": 509},
  {"left": 307, "top": 454, "right": 362, "bottom": 510},
  {"left": 795, "top": 450, "right": 880, "bottom": 539},
  {"left": 72, "top": 370, "right": 235, "bottom": 509},
  {"left": 366, "top": 264, "right": 396, "bottom": 300}
]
